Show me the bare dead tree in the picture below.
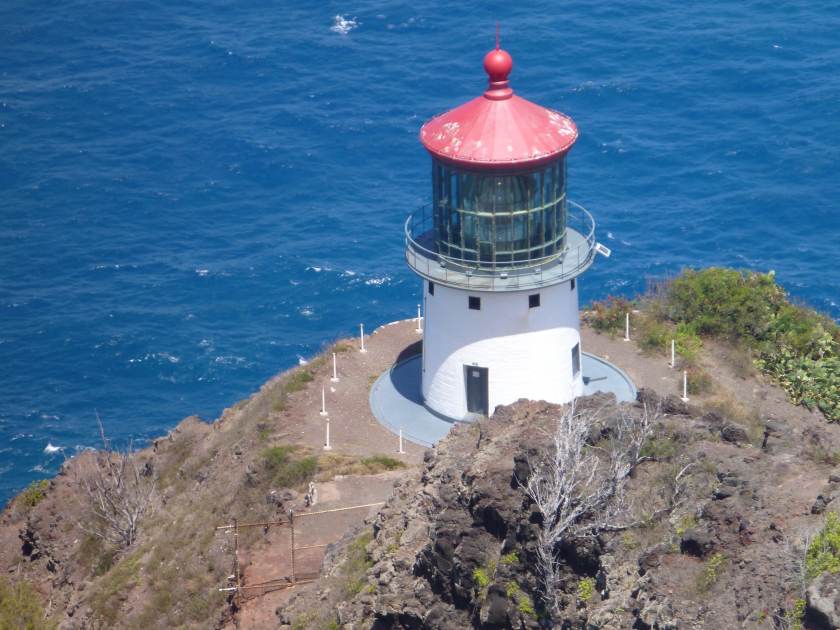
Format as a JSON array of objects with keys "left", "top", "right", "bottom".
[
  {"left": 74, "top": 414, "right": 156, "bottom": 548},
  {"left": 519, "top": 402, "right": 654, "bottom": 616}
]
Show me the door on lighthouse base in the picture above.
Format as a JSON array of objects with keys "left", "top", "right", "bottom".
[{"left": 464, "top": 365, "right": 489, "bottom": 416}]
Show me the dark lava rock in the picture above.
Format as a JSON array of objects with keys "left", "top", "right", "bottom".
[
  {"left": 638, "top": 547, "right": 662, "bottom": 576},
  {"left": 637, "top": 387, "right": 691, "bottom": 416},
  {"left": 812, "top": 494, "right": 833, "bottom": 515},
  {"left": 680, "top": 528, "right": 714, "bottom": 557},
  {"left": 721, "top": 423, "right": 749, "bottom": 444},
  {"left": 713, "top": 487, "right": 734, "bottom": 500},
  {"left": 807, "top": 572, "right": 840, "bottom": 630}
]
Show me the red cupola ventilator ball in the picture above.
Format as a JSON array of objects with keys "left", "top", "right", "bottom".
[{"left": 483, "top": 48, "right": 512, "bottom": 82}]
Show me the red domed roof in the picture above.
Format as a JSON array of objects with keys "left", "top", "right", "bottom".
[{"left": 420, "top": 47, "right": 578, "bottom": 171}]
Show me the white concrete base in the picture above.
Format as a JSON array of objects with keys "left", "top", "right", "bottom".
[{"left": 421, "top": 279, "right": 584, "bottom": 421}]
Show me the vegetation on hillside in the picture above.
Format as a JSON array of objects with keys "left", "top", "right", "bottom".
[
  {"left": 806, "top": 511, "right": 840, "bottom": 579},
  {"left": 588, "top": 268, "right": 840, "bottom": 421},
  {"left": 0, "top": 576, "right": 56, "bottom": 630}
]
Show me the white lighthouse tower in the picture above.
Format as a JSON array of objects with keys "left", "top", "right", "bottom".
[{"left": 404, "top": 44, "right": 603, "bottom": 421}]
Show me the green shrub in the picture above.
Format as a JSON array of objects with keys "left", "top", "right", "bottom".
[
  {"left": 588, "top": 296, "right": 633, "bottom": 336},
  {"left": 785, "top": 598, "right": 806, "bottom": 630},
  {"left": 473, "top": 559, "right": 497, "bottom": 599},
  {"left": 473, "top": 567, "right": 491, "bottom": 589},
  {"left": 262, "top": 446, "right": 318, "bottom": 488},
  {"left": 675, "top": 514, "right": 698, "bottom": 537},
  {"left": 696, "top": 552, "right": 726, "bottom": 592},
  {"left": 637, "top": 317, "right": 671, "bottom": 355},
  {"left": 675, "top": 322, "right": 703, "bottom": 363},
  {"left": 640, "top": 435, "right": 677, "bottom": 460},
  {"left": 667, "top": 268, "right": 785, "bottom": 339},
  {"left": 500, "top": 551, "right": 519, "bottom": 565},
  {"left": 577, "top": 576, "right": 596, "bottom": 602},
  {"left": 685, "top": 367, "right": 714, "bottom": 395},
  {"left": 19, "top": 479, "right": 49, "bottom": 509},
  {"left": 360, "top": 455, "right": 405, "bottom": 471},
  {"left": 0, "top": 577, "right": 56, "bottom": 630},
  {"left": 505, "top": 581, "right": 536, "bottom": 617},
  {"left": 806, "top": 512, "right": 840, "bottom": 579},
  {"left": 285, "top": 369, "right": 313, "bottom": 393},
  {"left": 339, "top": 530, "right": 373, "bottom": 597},
  {"left": 663, "top": 268, "right": 840, "bottom": 421}
]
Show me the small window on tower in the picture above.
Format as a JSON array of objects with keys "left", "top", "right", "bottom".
[
  {"left": 571, "top": 278, "right": 576, "bottom": 291},
  {"left": 572, "top": 343, "right": 581, "bottom": 376},
  {"left": 529, "top": 293, "right": 541, "bottom": 308},
  {"left": 468, "top": 296, "right": 481, "bottom": 310},
  {"left": 428, "top": 281, "right": 435, "bottom": 295}
]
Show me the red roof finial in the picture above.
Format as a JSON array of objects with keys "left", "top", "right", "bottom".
[{"left": 483, "top": 42, "right": 513, "bottom": 100}]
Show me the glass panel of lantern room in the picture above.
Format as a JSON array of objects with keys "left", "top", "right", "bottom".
[{"left": 431, "top": 158, "right": 567, "bottom": 268}]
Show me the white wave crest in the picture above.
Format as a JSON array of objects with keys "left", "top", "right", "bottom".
[
  {"left": 330, "top": 15, "right": 358, "bottom": 35},
  {"left": 44, "top": 442, "right": 62, "bottom": 454},
  {"left": 365, "top": 275, "right": 391, "bottom": 286}
]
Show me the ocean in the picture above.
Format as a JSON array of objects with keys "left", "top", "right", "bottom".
[{"left": 1, "top": 0, "right": 838, "bottom": 503}]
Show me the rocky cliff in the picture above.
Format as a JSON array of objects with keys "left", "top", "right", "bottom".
[{"left": 280, "top": 385, "right": 840, "bottom": 629}]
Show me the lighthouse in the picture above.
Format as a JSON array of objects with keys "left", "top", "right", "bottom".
[{"left": 404, "top": 44, "right": 605, "bottom": 421}]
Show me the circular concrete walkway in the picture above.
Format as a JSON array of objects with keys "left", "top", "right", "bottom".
[{"left": 369, "top": 352, "right": 637, "bottom": 447}]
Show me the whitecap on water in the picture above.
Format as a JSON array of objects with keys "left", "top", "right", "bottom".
[
  {"left": 297, "top": 355, "right": 309, "bottom": 366},
  {"left": 365, "top": 275, "right": 391, "bottom": 286},
  {"left": 330, "top": 15, "right": 358, "bottom": 35},
  {"left": 44, "top": 443, "right": 61, "bottom": 454}
]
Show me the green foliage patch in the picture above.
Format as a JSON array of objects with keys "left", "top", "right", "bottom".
[
  {"left": 261, "top": 446, "right": 317, "bottom": 488},
  {"left": 19, "top": 479, "right": 49, "bottom": 509},
  {"left": 505, "top": 581, "right": 536, "bottom": 617},
  {"left": 0, "top": 576, "right": 57, "bottom": 630},
  {"left": 577, "top": 576, "right": 596, "bottom": 602},
  {"left": 665, "top": 268, "right": 840, "bottom": 421},
  {"left": 806, "top": 511, "right": 840, "bottom": 579},
  {"left": 359, "top": 455, "right": 405, "bottom": 471},
  {"left": 338, "top": 530, "right": 373, "bottom": 598},
  {"left": 500, "top": 551, "right": 519, "bottom": 565},
  {"left": 285, "top": 368, "right": 314, "bottom": 393},
  {"left": 588, "top": 296, "right": 633, "bottom": 336},
  {"left": 696, "top": 552, "right": 726, "bottom": 592}
]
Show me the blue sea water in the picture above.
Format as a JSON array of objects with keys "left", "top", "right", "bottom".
[{"left": 1, "top": 0, "right": 838, "bottom": 503}]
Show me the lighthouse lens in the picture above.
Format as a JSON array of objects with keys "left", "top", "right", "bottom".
[{"left": 431, "top": 159, "right": 567, "bottom": 270}]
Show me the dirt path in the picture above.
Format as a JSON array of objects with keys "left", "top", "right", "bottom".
[
  {"left": 230, "top": 320, "right": 425, "bottom": 628},
  {"left": 234, "top": 471, "right": 403, "bottom": 629},
  {"left": 278, "top": 319, "right": 426, "bottom": 460}
]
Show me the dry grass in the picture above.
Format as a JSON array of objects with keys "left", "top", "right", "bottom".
[
  {"left": 316, "top": 454, "right": 406, "bottom": 480},
  {"left": 700, "top": 394, "right": 764, "bottom": 445}
]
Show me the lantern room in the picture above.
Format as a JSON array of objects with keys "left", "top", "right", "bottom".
[{"left": 419, "top": 47, "right": 579, "bottom": 274}]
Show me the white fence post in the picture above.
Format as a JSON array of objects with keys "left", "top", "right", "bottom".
[
  {"left": 331, "top": 352, "right": 339, "bottom": 383},
  {"left": 681, "top": 370, "right": 690, "bottom": 402},
  {"left": 320, "top": 386, "right": 328, "bottom": 417},
  {"left": 670, "top": 339, "right": 676, "bottom": 369},
  {"left": 624, "top": 312, "right": 630, "bottom": 341},
  {"left": 359, "top": 323, "right": 367, "bottom": 353},
  {"left": 398, "top": 428, "right": 406, "bottom": 454},
  {"left": 323, "top": 418, "right": 332, "bottom": 451}
]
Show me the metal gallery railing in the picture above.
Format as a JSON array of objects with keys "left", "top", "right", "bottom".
[{"left": 404, "top": 200, "right": 597, "bottom": 290}]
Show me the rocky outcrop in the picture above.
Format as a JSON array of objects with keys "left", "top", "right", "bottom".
[
  {"left": 277, "top": 383, "right": 840, "bottom": 629},
  {"left": 807, "top": 573, "right": 840, "bottom": 629}
]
